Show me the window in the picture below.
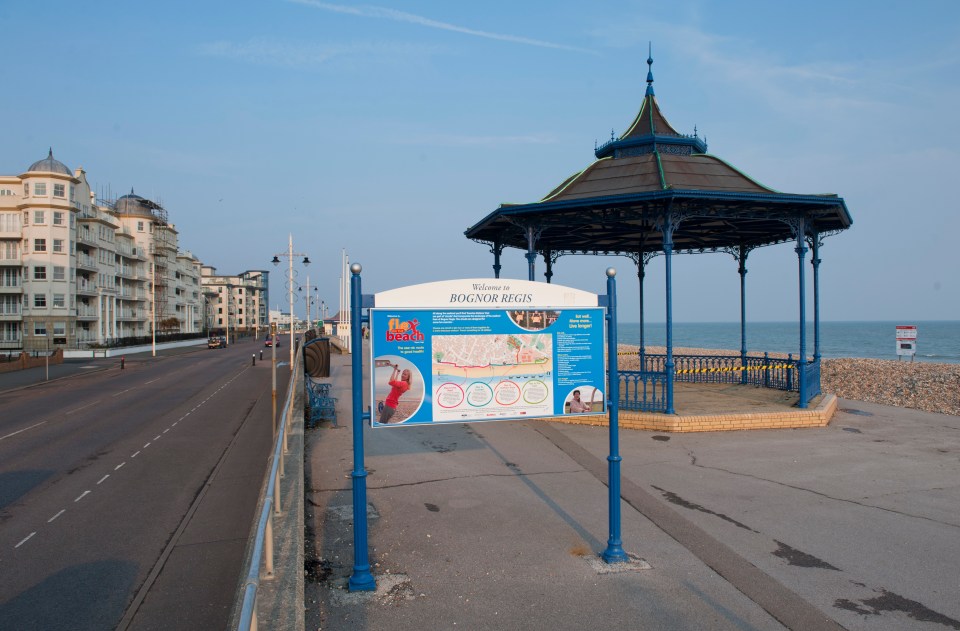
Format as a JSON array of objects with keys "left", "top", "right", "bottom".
[
  {"left": 53, "top": 266, "right": 65, "bottom": 281},
  {"left": 53, "top": 211, "right": 64, "bottom": 225},
  {"left": 34, "top": 210, "right": 45, "bottom": 224},
  {"left": 70, "top": 185, "right": 75, "bottom": 201},
  {"left": 53, "top": 239, "right": 64, "bottom": 253},
  {"left": 53, "top": 294, "right": 65, "bottom": 308},
  {"left": 34, "top": 183, "right": 47, "bottom": 196},
  {"left": 34, "top": 238, "right": 46, "bottom": 252},
  {"left": 34, "top": 322, "right": 47, "bottom": 336},
  {"left": 53, "top": 322, "right": 66, "bottom": 336},
  {"left": 34, "top": 294, "right": 46, "bottom": 308},
  {"left": 137, "top": 221, "right": 144, "bottom": 232},
  {"left": 54, "top": 183, "right": 65, "bottom": 197},
  {"left": 0, "top": 213, "right": 20, "bottom": 232},
  {"left": 33, "top": 266, "right": 46, "bottom": 280},
  {"left": 218, "top": 307, "right": 223, "bottom": 314}
]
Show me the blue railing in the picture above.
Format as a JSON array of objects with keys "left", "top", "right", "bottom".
[
  {"left": 619, "top": 370, "right": 669, "bottom": 412},
  {"left": 619, "top": 352, "right": 821, "bottom": 411}
]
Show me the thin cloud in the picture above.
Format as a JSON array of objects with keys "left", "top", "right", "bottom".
[
  {"left": 398, "top": 132, "right": 559, "bottom": 147},
  {"left": 289, "top": 0, "right": 597, "bottom": 54},
  {"left": 197, "top": 38, "right": 435, "bottom": 67}
]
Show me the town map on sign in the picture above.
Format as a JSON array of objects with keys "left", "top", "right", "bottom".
[{"left": 433, "top": 334, "right": 552, "bottom": 379}]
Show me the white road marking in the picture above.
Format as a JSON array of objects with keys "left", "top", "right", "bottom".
[
  {"left": 1, "top": 421, "right": 47, "bottom": 442},
  {"left": 15, "top": 532, "right": 36, "bottom": 548},
  {"left": 132, "top": 450, "right": 141, "bottom": 458},
  {"left": 97, "top": 475, "right": 110, "bottom": 485},
  {"left": 115, "top": 462, "right": 126, "bottom": 470},
  {"left": 163, "top": 428, "right": 170, "bottom": 433},
  {"left": 48, "top": 510, "right": 66, "bottom": 523},
  {"left": 153, "top": 435, "right": 161, "bottom": 441},
  {"left": 66, "top": 402, "right": 98, "bottom": 414},
  {"left": 74, "top": 490, "right": 90, "bottom": 502},
  {"left": 145, "top": 378, "right": 160, "bottom": 385},
  {"left": 143, "top": 442, "right": 151, "bottom": 448},
  {"left": 112, "top": 388, "right": 133, "bottom": 397}
]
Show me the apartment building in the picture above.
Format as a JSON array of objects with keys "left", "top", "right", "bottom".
[
  {"left": 200, "top": 267, "right": 269, "bottom": 336},
  {"left": 0, "top": 150, "right": 210, "bottom": 351}
]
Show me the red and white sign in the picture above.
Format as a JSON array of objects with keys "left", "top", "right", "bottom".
[{"left": 895, "top": 325, "right": 917, "bottom": 340}]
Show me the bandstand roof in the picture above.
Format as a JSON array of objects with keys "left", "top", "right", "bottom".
[{"left": 465, "top": 55, "right": 852, "bottom": 257}]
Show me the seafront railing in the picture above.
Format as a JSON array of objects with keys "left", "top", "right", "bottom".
[{"left": 234, "top": 344, "right": 303, "bottom": 631}]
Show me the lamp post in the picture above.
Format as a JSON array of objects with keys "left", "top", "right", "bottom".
[
  {"left": 225, "top": 282, "right": 233, "bottom": 346},
  {"left": 272, "top": 234, "right": 310, "bottom": 370},
  {"left": 298, "top": 275, "right": 320, "bottom": 334}
]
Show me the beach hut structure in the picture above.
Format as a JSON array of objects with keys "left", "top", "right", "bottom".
[{"left": 464, "top": 52, "right": 852, "bottom": 413}]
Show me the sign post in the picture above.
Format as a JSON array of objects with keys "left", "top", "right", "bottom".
[{"left": 348, "top": 270, "right": 629, "bottom": 586}]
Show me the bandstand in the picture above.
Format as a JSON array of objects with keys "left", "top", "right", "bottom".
[{"left": 465, "top": 53, "right": 852, "bottom": 416}]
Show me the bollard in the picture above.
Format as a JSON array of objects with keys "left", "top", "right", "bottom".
[
  {"left": 260, "top": 350, "right": 263, "bottom": 360},
  {"left": 252, "top": 354, "right": 256, "bottom": 366},
  {"left": 121, "top": 356, "right": 125, "bottom": 370}
]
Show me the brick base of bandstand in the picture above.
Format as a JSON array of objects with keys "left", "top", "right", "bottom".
[{"left": 550, "top": 382, "right": 838, "bottom": 433}]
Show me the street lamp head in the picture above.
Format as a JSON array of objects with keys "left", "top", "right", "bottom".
[
  {"left": 271, "top": 256, "right": 280, "bottom": 267},
  {"left": 302, "top": 256, "right": 311, "bottom": 266}
]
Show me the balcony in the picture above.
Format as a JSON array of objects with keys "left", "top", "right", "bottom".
[
  {"left": 0, "top": 284, "right": 22, "bottom": 294},
  {"left": 76, "top": 306, "right": 98, "bottom": 320},
  {"left": 76, "top": 281, "right": 98, "bottom": 296},
  {"left": 117, "top": 265, "right": 139, "bottom": 280},
  {"left": 75, "top": 232, "right": 97, "bottom": 247},
  {"left": 76, "top": 254, "right": 98, "bottom": 272}
]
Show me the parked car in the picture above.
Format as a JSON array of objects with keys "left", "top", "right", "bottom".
[
  {"left": 265, "top": 336, "right": 280, "bottom": 348},
  {"left": 208, "top": 336, "right": 226, "bottom": 349}
]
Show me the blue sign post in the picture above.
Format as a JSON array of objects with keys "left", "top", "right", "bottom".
[
  {"left": 346, "top": 270, "right": 628, "bottom": 589},
  {"left": 348, "top": 263, "right": 375, "bottom": 592},
  {"left": 600, "top": 267, "right": 627, "bottom": 564}
]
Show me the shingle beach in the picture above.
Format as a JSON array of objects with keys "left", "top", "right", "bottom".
[{"left": 618, "top": 346, "right": 960, "bottom": 417}]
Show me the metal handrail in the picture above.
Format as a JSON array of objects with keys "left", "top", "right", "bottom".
[{"left": 235, "top": 344, "right": 302, "bottom": 631}]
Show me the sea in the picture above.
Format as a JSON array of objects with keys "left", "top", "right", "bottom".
[{"left": 617, "top": 321, "right": 960, "bottom": 364}]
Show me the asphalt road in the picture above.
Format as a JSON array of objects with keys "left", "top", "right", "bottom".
[{"left": 0, "top": 340, "right": 288, "bottom": 630}]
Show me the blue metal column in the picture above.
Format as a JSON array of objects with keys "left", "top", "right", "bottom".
[
  {"left": 637, "top": 260, "right": 646, "bottom": 368},
  {"left": 601, "top": 268, "right": 628, "bottom": 564},
  {"left": 491, "top": 241, "right": 503, "bottom": 280},
  {"left": 525, "top": 226, "right": 537, "bottom": 282},
  {"left": 348, "top": 263, "right": 376, "bottom": 591},
  {"left": 738, "top": 246, "right": 748, "bottom": 385},
  {"left": 663, "top": 217, "right": 676, "bottom": 415},
  {"left": 794, "top": 221, "right": 808, "bottom": 409},
  {"left": 811, "top": 235, "right": 822, "bottom": 363}
]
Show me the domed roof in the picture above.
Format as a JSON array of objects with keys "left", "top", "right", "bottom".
[
  {"left": 28, "top": 148, "right": 72, "bottom": 176},
  {"left": 114, "top": 188, "right": 160, "bottom": 217}
]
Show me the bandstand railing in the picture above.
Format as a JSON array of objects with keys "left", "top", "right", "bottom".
[{"left": 619, "top": 352, "right": 820, "bottom": 412}]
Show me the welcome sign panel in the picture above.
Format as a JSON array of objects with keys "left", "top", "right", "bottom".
[{"left": 369, "top": 279, "right": 606, "bottom": 427}]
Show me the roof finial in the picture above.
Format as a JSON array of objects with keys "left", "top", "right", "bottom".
[
  {"left": 48, "top": 147, "right": 54, "bottom": 158},
  {"left": 645, "top": 42, "right": 655, "bottom": 97}
]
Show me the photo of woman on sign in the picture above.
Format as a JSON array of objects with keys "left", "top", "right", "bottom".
[{"left": 375, "top": 357, "right": 423, "bottom": 424}]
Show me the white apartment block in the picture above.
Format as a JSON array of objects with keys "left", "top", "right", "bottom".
[
  {"left": 0, "top": 150, "right": 211, "bottom": 352},
  {"left": 200, "top": 267, "right": 269, "bottom": 336}
]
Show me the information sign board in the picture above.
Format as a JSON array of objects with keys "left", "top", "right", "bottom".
[
  {"left": 896, "top": 325, "right": 917, "bottom": 356},
  {"left": 369, "top": 279, "right": 606, "bottom": 427}
]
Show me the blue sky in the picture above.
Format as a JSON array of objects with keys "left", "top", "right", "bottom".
[{"left": 3, "top": 1, "right": 958, "bottom": 323}]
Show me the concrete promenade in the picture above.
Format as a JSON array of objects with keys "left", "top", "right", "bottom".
[{"left": 305, "top": 345, "right": 960, "bottom": 631}]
